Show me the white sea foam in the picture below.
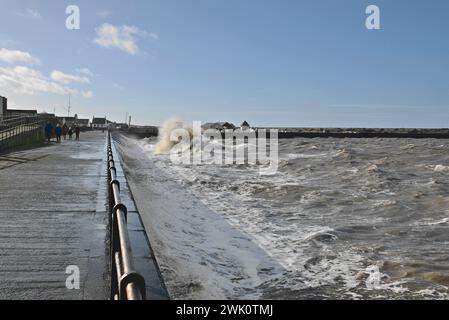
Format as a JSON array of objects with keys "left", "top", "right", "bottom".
[
  {"left": 425, "top": 217, "right": 449, "bottom": 226},
  {"left": 285, "top": 153, "right": 328, "bottom": 160},
  {"left": 434, "top": 164, "right": 449, "bottom": 173}
]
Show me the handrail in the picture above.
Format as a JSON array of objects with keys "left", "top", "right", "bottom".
[
  {"left": 0, "top": 115, "right": 44, "bottom": 154},
  {"left": 0, "top": 120, "right": 41, "bottom": 134},
  {"left": 107, "top": 131, "right": 146, "bottom": 300},
  {"left": 0, "top": 114, "right": 40, "bottom": 124},
  {"left": 1, "top": 114, "right": 39, "bottom": 125}
]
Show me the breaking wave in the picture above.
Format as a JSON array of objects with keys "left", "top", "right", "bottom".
[{"left": 154, "top": 118, "right": 193, "bottom": 155}]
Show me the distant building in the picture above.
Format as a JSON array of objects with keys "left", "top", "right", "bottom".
[
  {"left": 0, "top": 96, "right": 7, "bottom": 117},
  {"left": 6, "top": 109, "right": 38, "bottom": 117},
  {"left": 202, "top": 122, "right": 236, "bottom": 131},
  {"left": 77, "top": 118, "right": 90, "bottom": 128},
  {"left": 1, "top": 95, "right": 38, "bottom": 118},
  {"left": 110, "top": 122, "right": 129, "bottom": 130},
  {"left": 37, "top": 113, "right": 58, "bottom": 127},
  {"left": 92, "top": 117, "right": 108, "bottom": 130},
  {"left": 38, "top": 112, "right": 55, "bottom": 119},
  {"left": 55, "top": 114, "right": 90, "bottom": 128},
  {"left": 56, "top": 114, "right": 78, "bottom": 126},
  {"left": 240, "top": 121, "right": 251, "bottom": 131}
]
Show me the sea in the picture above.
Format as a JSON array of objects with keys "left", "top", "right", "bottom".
[{"left": 114, "top": 134, "right": 449, "bottom": 300}]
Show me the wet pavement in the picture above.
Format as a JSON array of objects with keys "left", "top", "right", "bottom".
[{"left": 0, "top": 132, "right": 110, "bottom": 299}]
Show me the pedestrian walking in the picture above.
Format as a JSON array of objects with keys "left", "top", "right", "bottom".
[
  {"left": 62, "top": 123, "right": 69, "bottom": 140},
  {"left": 55, "top": 124, "right": 62, "bottom": 143},
  {"left": 75, "top": 125, "right": 81, "bottom": 141},
  {"left": 44, "top": 122, "right": 53, "bottom": 143}
]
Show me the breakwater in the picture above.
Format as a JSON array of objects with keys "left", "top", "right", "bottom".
[
  {"left": 116, "top": 126, "right": 159, "bottom": 139},
  {"left": 115, "top": 126, "right": 449, "bottom": 140},
  {"left": 260, "top": 127, "right": 449, "bottom": 139}
]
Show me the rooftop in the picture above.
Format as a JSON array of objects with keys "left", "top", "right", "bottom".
[{"left": 92, "top": 117, "right": 107, "bottom": 125}]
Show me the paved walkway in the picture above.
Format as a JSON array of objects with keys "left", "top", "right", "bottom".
[{"left": 0, "top": 132, "right": 109, "bottom": 299}]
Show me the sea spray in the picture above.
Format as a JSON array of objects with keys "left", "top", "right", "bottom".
[
  {"left": 154, "top": 118, "right": 193, "bottom": 155},
  {"left": 154, "top": 119, "right": 279, "bottom": 175}
]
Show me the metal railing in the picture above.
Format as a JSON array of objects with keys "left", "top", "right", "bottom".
[
  {"left": 107, "top": 131, "right": 146, "bottom": 300},
  {"left": 0, "top": 115, "right": 44, "bottom": 154}
]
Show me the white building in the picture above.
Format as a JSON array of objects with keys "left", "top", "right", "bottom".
[{"left": 91, "top": 117, "right": 108, "bottom": 129}]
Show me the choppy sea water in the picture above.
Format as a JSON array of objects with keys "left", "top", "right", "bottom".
[{"left": 116, "top": 136, "right": 449, "bottom": 299}]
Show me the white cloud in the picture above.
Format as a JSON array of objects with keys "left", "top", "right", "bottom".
[
  {"left": 93, "top": 24, "right": 156, "bottom": 55},
  {"left": 17, "top": 8, "right": 41, "bottom": 19},
  {"left": 77, "top": 68, "right": 94, "bottom": 77},
  {"left": 50, "top": 70, "right": 90, "bottom": 85},
  {"left": 0, "top": 66, "right": 76, "bottom": 95},
  {"left": 82, "top": 91, "right": 93, "bottom": 99},
  {"left": 0, "top": 48, "right": 39, "bottom": 65}
]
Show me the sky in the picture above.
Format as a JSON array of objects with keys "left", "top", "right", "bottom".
[{"left": 0, "top": 0, "right": 448, "bottom": 128}]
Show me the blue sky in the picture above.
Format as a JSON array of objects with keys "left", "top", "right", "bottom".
[{"left": 0, "top": 0, "right": 448, "bottom": 127}]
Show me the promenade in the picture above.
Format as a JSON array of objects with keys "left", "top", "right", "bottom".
[{"left": 0, "top": 132, "right": 110, "bottom": 299}]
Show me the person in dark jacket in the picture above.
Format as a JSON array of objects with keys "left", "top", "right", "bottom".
[
  {"left": 55, "top": 124, "right": 62, "bottom": 143},
  {"left": 44, "top": 122, "right": 53, "bottom": 142},
  {"left": 62, "top": 123, "right": 69, "bottom": 140},
  {"left": 68, "top": 127, "right": 73, "bottom": 140},
  {"left": 75, "top": 125, "right": 81, "bottom": 141}
]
